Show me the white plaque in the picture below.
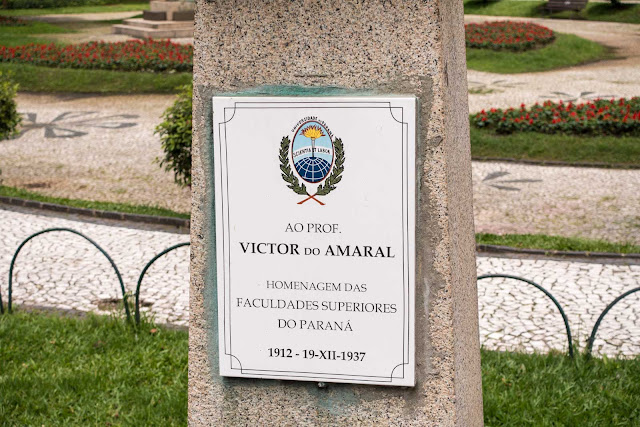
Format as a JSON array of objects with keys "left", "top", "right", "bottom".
[{"left": 213, "top": 97, "right": 416, "bottom": 386}]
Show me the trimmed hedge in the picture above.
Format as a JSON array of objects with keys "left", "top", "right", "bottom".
[
  {"left": 0, "top": 40, "right": 193, "bottom": 72},
  {"left": 472, "top": 98, "right": 640, "bottom": 135},
  {"left": 0, "top": 71, "right": 21, "bottom": 140},
  {"left": 466, "top": 21, "right": 555, "bottom": 51},
  {"left": 0, "top": 15, "right": 26, "bottom": 25}
]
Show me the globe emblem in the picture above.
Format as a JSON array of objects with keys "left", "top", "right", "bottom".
[{"left": 292, "top": 121, "right": 334, "bottom": 183}]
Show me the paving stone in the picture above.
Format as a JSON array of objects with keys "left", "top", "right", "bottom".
[{"left": 2, "top": 207, "right": 639, "bottom": 356}]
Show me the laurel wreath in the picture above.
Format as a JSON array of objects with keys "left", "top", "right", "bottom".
[{"left": 279, "top": 136, "right": 345, "bottom": 199}]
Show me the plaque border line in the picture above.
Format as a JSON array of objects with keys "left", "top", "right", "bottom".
[{"left": 214, "top": 99, "right": 414, "bottom": 384}]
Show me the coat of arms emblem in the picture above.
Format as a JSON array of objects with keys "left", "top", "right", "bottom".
[{"left": 279, "top": 119, "right": 345, "bottom": 205}]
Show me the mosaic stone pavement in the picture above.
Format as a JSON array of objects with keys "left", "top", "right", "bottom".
[
  {"left": 1, "top": 206, "right": 638, "bottom": 357},
  {"left": 477, "top": 256, "right": 640, "bottom": 357},
  {"left": 0, "top": 206, "right": 189, "bottom": 326},
  {"left": 473, "top": 162, "right": 640, "bottom": 245}
]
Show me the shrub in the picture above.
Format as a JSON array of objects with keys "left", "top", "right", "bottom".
[
  {"left": 0, "top": 39, "right": 193, "bottom": 73},
  {"left": 156, "top": 84, "right": 192, "bottom": 187},
  {"left": 3, "top": 0, "right": 108, "bottom": 9},
  {"left": 472, "top": 98, "right": 640, "bottom": 135},
  {"left": 0, "top": 15, "right": 27, "bottom": 26},
  {"left": 0, "top": 71, "right": 21, "bottom": 140},
  {"left": 465, "top": 21, "right": 555, "bottom": 51}
]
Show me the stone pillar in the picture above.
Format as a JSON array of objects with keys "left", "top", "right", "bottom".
[{"left": 189, "top": 0, "right": 483, "bottom": 425}]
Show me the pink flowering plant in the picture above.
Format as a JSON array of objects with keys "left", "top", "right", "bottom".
[
  {"left": 465, "top": 21, "right": 555, "bottom": 51},
  {"left": 0, "top": 39, "right": 193, "bottom": 72},
  {"left": 473, "top": 98, "right": 640, "bottom": 136}
]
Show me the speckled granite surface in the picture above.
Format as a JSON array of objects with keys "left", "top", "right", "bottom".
[{"left": 189, "top": 1, "right": 483, "bottom": 425}]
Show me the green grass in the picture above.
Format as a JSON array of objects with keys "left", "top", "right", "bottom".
[
  {"left": 466, "top": 33, "right": 611, "bottom": 73},
  {"left": 0, "top": 310, "right": 187, "bottom": 425},
  {"left": 0, "top": 2, "right": 148, "bottom": 16},
  {"left": 470, "top": 127, "right": 640, "bottom": 166},
  {"left": 477, "top": 233, "right": 640, "bottom": 254},
  {"left": 0, "top": 20, "right": 68, "bottom": 35},
  {"left": 0, "top": 63, "right": 192, "bottom": 93},
  {"left": 465, "top": 0, "right": 544, "bottom": 17},
  {"left": 2, "top": 310, "right": 640, "bottom": 425},
  {"left": 0, "top": 20, "right": 70, "bottom": 46},
  {"left": 482, "top": 349, "right": 640, "bottom": 425},
  {"left": 464, "top": 0, "right": 640, "bottom": 24},
  {"left": 0, "top": 185, "right": 190, "bottom": 219}
]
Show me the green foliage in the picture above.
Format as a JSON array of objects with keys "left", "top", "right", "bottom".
[
  {"left": 0, "top": 310, "right": 187, "bottom": 425},
  {"left": 0, "top": 14, "right": 25, "bottom": 24},
  {"left": 0, "top": 70, "right": 20, "bottom": 140},
  {"left": 0, "top": 184, "right": 190, "bottom": 218},
  {"left": 477, "top": 233, "right": 640, "bottom": 254},
  {"left": 470, "top": 126, "right": 640, "bottom": 166},
  {"left": 467, "top": 33, "right": 611, "bottom": 74},
  {"left": 466, "top": 21, "right": 555, "bottom": 51},
  {"left": 0, "top": 40, "right": 193, "bottom": 73},
  {"left": 156, "top": 84, "right": 192, "bottom": 187},
  {"left": 482, "top": 350, "right": 640, "bottom": 425},
  {"left": 473, "top": 98, "right": 640, "bottom": 136}
]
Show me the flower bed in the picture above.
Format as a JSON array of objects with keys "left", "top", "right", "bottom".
[
  {"left": 0, "top": 15, "right": 27, "bottom": 26},
  {"left": 473, "top": 98, "right": 640, "bottom": 136},
  {"left": 0, "top": 39, "right": 192, "bottom": 72},
  {"left": 465, "top": 21, "right": 555, "bottom": 51}
]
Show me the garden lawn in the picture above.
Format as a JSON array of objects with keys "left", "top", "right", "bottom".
[
  {"left": 466, "top": 33, "right": 611, "bottom": 73},
  {"left": 470, "top": 127, "right": 640, "bottom": 166},
  {"left": 0, "top": 185, "right": 190, "bottom": 218},
  {"left": 0, "top": 19, "right": 70, "bottom": 46},
  {"left": 0, "top": 310, "right": 187, "bottom": 425},
  {"left": 477, "top": 233, "right": 640, "bottom": 254},
  {"left": 482, "top": 349, "right": 640, "bottom": 425},
  {"left": 464, "top": 0, "right": 640, "bottom": 24},
  {"left": 0, "top": 62, "right": 191, "bottom": 93},
  {"left": 0, "top": 2, "right": 148, "bottom": 16},
  {"left": 1, "top": 310, "right": 639, "bottom": 425}
]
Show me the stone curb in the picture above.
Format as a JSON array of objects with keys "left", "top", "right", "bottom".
[
  {"left": 477, "top": 244, "right": 640, "bottom": 260},
  {"left": 472, "top": 157, "right": 640, "bottom": 170},
  {"left": 3, "top": 195, "right": 638, "bottom": 260},
  {"left": 0, "top": 196, "right": 190, "bottom": 229}
]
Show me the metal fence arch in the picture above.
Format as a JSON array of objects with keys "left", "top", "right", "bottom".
[
  {"left": 477, "top": 274, "right": 574, "bottom": 357},
  {"left": 5, "top": 227, "right": 640, "bottom": 360},
  {"left": 135, "top": 242, "right": 190, "bottom": 325},
  {"left": 587, "top": 286, "right": 640, "bottom": 356},
  {"left": 3, "top": 228, "right": 130, "bottom": 321}
]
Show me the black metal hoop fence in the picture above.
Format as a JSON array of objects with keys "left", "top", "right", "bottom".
[
  {"left": 0, "top": 227, "right": 189, "bottom": 324},
  {"left": 0, "top": 228, "right": 637, "bottom": 357},
  {"left": 477, "top": 274, "right": 574, "bottom": 357}
]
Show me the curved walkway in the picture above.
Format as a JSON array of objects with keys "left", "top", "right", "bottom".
[
  {"left": 1, "top": 205, "right": 639, "bottom": 357},
  {"left": 0, "top": 206, "right": 188, "bottom": 326},
  {"left": 465, "top": 15, "right": 640, "bottom": 112},
  {"left": 3, "top": 94, "right": 639, "bottom": 244},
  {"left": 24, "top": 11, "right": 142, "bottom": 23}
]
